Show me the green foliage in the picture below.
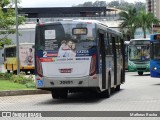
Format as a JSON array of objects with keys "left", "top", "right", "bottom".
[
  {"left": 0, "top": 72, "right": 35, "bottom": 88},
  {"left": 119, "top": 8, "right": 138, "bottom": 39},
  {"left": 73, "top": 1, "right": 145, "bottom": 11},
  {"left": 0, "top": 79, "right": 31, "bottom": 90},
  {"left": 25, "top": 82, "right": 36, "bottom": 88},
  {"left": 10, "top": 73, "right": 34, "bottom": 84},
  {"left": 136, "top": 10, "right": 160, "bottom": 38},
  {"left": 108, "top": 1, "right": 145, "bottom": 11},
  {"left": 0, "top": 0, "right": 25, "bottom": 46},
  {"left": 72, "top": 1, "right": 107, "bottom": 7},
  {"left": 119, "top": 8, "right": 160, "bottom": 39},
  {"left": 0, "top": 72, "right": 13, "bottom": 79},
  {"left": 108, "top": 1, "right": 120, "bottom": 8}
]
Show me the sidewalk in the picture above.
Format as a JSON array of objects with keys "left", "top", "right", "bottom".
[{"left": 0, "top": 89, "right": 50, "bottom": 97}]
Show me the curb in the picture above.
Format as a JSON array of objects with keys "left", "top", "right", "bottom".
[{"left": 0, "top": 90, "right": 50, "bottom": 97}]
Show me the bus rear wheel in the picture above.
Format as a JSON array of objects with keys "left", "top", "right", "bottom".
[
  {"left": 51, "top": 89, "right": 68, "bottom": 99},
  {"left": 7, "top": 70, "right": 10, "bottom": 73},
  {"left": 138, "top": 72, "right": 143, "bottom": 76},
  {"left": 115, "top": 85, "right": 120, "bottom": 91},
  {"left": 13, "top": 70, "right": 17, "bottom": 74}
]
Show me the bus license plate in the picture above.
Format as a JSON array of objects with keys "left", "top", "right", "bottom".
[{"left": 60, "top": 81, "right": 73, "bottom": 84}]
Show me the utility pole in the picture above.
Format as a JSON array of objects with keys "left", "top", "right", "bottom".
[{"left": 15, "top": 0, "right": 20, "bottom": 75}]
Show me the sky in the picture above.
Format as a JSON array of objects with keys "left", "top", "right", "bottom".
[{"left": 20, "top": 0, "right": 146, "bottom": 7}]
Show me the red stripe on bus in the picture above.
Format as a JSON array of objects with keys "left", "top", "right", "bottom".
[{"left": 40, "top": 58, "right": 53, "bottom": 62}]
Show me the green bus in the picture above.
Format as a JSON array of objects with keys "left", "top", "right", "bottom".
[{"left": 128, "top": 38, "right": 150, "bottom": 75}]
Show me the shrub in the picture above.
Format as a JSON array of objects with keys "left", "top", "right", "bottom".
[
  {"left": 25, "top": 82, "right": 36, "bottom": 88},
  {"left": 0, "top": 72, "right": 13, "bottom": 80},
  {"left": 0, "top": 72, "right": 4, "bottom": 78},
  {"left": 0, "top": 71, "right": 36, "bottom": 88}
]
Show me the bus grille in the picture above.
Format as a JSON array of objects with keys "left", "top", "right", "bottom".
[
  {"left": 134, "top": 62, "right": 148, "bottom": 64},
  {"left": 137, "top": 68, "right": 146, "bottom": 71}
]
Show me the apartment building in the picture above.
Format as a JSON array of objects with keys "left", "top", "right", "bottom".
[{"left": 146, "top": 0, "right": 160, "bottom": 19}]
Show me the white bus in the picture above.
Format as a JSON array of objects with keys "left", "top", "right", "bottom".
[{"left": 35, "top": 20, "right": 125, "bottom": 99}]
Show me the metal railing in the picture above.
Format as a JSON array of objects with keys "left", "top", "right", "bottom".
[{"left": 25, "top": 16, "right": 120, "bottom": 23}]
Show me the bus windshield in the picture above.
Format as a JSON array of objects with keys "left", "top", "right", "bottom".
[
  {"left": 153, "top": 42, "right": 160, "bottom": 59},
  {"left": 35, "top": 22, "right": 96, "bottom": 53},
  {"left": 5, "top": 47, "right": 16, "bottom": 57},
  {"left": 129, "top": 45, "right": 150, "bottom": 61}
]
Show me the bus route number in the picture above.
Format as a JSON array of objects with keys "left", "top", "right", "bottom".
[{"left": 60, "top": 81, "right": 73, "bottom": 84}]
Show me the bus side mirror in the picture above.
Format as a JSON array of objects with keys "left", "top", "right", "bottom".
[{"left": 2, "top": 53, "right": 4, "bottom": 57}]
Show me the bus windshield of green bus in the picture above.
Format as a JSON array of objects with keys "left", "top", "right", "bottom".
[
  {"left": 153, "top": 42, "right": 160, "bottom": 59},
  {"left": 35, "top": 22, "right": 96, "bottom": 51},
  {"left": 129, "top": 45, "right": 150, "bottom": 61}
]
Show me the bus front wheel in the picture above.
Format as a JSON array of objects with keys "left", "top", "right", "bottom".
[
  {"left": 7, "top": 70, "right": 10, "bottom": 73},
  {"left": 138, "top": 72, "right": 143, "bottom": 76}
]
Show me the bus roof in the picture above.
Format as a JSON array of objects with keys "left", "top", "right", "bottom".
[{"left": 36, "top": 19, "right": 122, "bottom": 37}]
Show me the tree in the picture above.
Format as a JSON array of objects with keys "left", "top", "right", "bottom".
[
  {"left": 119, "top": 8, "right": 138, "bottom": 39},
  {"left": 73, "top": 1, "right": 107, "bottom": 7},
  {"left": 108, "top": 1, "right": 119, "bottom": 8},
  {"left": 93, "top": 1, "right": 107, "bottom": 7},
  {"left": 134, "top": 2, "right": 145, "bottom": 11},
  {"left": 136, "top": 11, "right": 160, "bottom": 38},
  {"left": 116, "top": 1, "right": 145, "bottom": 11},
  {"left": 0, "top": 0, "right": 25, "bottom": 47},
  {"left": 83, "top": 2, "right": 93, "bottom": 7}
]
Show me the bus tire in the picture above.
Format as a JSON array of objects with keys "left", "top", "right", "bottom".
[
  {"left": 51, "top": 89, "right": 68, "bottom": 99},
  {"left": 30, "top": 70, "right": 34, "bottom": 74},
  {"left": 25, "top": 71, "right": 29, "bottom": 75},
  {"left": 13, "top": 70, "right": 17, "bottom": 74},
  {"left": 138, "top": 72, "right": 143, "bottom": 76},
  {"left": 7, "top": 70, "right": 10, "bottom": 73},
  {"left": 115, "top": 85, "right": 120, "bottom": 91}
]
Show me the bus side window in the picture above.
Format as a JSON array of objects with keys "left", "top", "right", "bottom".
[
  {"left": 6, "top": 47, "right": 16, "bottom": 57},
  {"left": 107, "top": 33, "right": 112, "bottom": 55},
  {"left": 115, "top": 36, "right": 119, "bottom": 55},
  {"left": 105, "top": 33, "right": 110, "bottom": 55}
]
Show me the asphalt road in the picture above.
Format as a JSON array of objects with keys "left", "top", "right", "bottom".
[{"left": 0, "top": 72, "right": 160, "bottom": 119}]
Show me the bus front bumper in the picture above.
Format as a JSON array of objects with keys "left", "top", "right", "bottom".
[{"left": 128, "top": 64, "right": 150, "bottom": 72}]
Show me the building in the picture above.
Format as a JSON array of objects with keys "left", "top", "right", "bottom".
[
  {"left": 146, "top": 0, "right": 160, "bottom": 20},
  {"left": 18, "top": 7, "right": 118, "bottom": 19}
]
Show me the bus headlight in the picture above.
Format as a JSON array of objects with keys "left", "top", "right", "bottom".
[
  {"left": 152, "top": 67, "right": 157, "bottom": 70},
  {"left": 128, "top": 61, "right": 136, "bottom": 67}
]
